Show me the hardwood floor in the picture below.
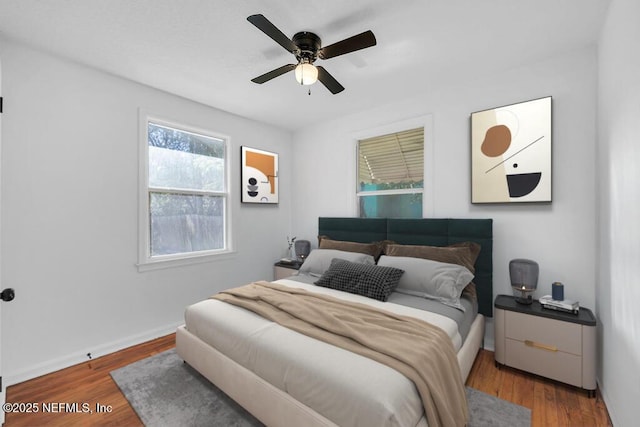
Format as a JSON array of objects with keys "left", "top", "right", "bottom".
[
  {"left": 5, "top": 336, "right": 611, "bottom": 426},
  {"left": 467, "top": 350, "right": 612, "bottom": 427},
  {"left": 4, "top": 334, "right": 175, "bottom": 427}
]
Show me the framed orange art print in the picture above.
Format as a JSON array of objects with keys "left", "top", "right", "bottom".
[{"left": 241, "top": 146, "right": 279, "bottom": 204}]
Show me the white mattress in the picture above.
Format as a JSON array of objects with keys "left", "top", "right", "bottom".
[{"left": 184, "top": 279, "right": 465, "bottom": 427}]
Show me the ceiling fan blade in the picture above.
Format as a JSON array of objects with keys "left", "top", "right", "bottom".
[
  {"left": 318, "top": 30, "right": 376, "bottom": 60},
  {"left": 251, "top": 64, "right": 296, "bottom": 84},
  {"left": 316, "top": 66, "right": 345, "bottom": 94},
  {"left": 247, "top": 14, "right": 298, "bottom": 53}
]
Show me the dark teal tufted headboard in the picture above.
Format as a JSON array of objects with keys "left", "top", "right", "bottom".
[{"left": 318, "top": 217, "right": 493, "bottom": 317}]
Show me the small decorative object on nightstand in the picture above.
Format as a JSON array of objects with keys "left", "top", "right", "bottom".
[
  {"left": 286, "top": 236, "right": 297, "bottom": 260},
  {"left": 494, "top": 294, "right": 597, "bottom": 397},
  {"left": 274, "top": 259, "right": 302, "bottom": 281}
]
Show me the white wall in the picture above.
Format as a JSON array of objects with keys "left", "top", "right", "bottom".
[
  {"left": 597, "top": 1, "right": 640, "bottom": 425},
  {"left": 292, "top": 47, "right": 598, "bottom": 350},
  {"left": 0, "top": 39, "right": 292, "bottom": 385}
]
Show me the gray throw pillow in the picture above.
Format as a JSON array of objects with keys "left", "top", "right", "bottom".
[{"left": 298, "top": 249, "right": 375, "bottom": 277}]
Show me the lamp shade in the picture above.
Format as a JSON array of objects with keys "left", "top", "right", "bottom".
[
  {"left": 509, "top": 259, "right": 539, "bottom": 304},
  {"left": 294, "top": 63, "right": 318, "bottom": 85},
  {"left": 294, "top": 240, "right": 311, "bottom": 261},
  {"left": 509, "top": 259, "right": 539, "bottom": 290}
]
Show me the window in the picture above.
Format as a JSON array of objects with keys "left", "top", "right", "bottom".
[
  {"left": 139, "top": 115, "right": 230, "bottom": 268},
  {"left": 357, "top": 127, "right": 424, "bottom": 218}
]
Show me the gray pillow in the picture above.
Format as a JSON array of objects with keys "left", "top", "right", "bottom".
[
  {"left": 377, "top": 255, "right": 474, "bottom": 310},
  {"left": 298, "top": 249, "right": 375, "bottom": 277},
  {"left": 314, "top": 258, "right": 404, "bottom": 302}
]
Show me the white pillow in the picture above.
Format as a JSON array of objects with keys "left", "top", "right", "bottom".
[
  {"left": 298, "top": 249, "right": 375, "bottom": 277},
  {"left": 377, "top": 255, "right": 474, "bottom": 310}
]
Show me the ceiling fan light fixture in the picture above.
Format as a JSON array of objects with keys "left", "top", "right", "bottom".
[
  {"left": 247, "top": 14, "right": 375, "bottom": 94},
  {"left": 294, "top": 63, "right": 318, "bottom": 85}
]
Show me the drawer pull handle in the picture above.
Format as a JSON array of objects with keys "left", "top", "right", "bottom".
[{"left": 524, "top": 340, "right": 558, "bottom": 352}]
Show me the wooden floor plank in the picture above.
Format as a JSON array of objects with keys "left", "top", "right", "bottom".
[
  {"left": 555, "top": 383, "right": 572, "bottom": 426},
  {"left": 543, "top": 379, "right": 560, "bottom": 426},
  {"left": 531, "top": 377, "right": 546, "bottom": 427},
  {"left": 5, "top": 340, "right": 612, "bottom": 426},
  {"left": 511, "top": 368, "right": 534, "bottom": 408}
]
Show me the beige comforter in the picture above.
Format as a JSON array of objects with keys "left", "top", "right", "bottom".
[{"left": 213, "top": 281, "right": 468, "bottom": 427}]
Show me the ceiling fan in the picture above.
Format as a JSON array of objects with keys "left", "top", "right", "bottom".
[{"left": 247, "top": 14, "right": 377, "bottom": 94}]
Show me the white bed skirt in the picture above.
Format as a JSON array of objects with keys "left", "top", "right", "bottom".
[{"left": 176, "top": 314, "right": 484, "bottom": 427}]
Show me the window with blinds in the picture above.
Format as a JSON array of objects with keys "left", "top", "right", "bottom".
[{"left": 357, "top": 127, "right": 424, "bottom": 218}]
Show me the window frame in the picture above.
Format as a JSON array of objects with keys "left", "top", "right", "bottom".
[
  {"left": 137, "top": 110, "right": 233, "bottom": 271},
  {"left": 351, "top": 115, "right": 434, "bottom": 218}
]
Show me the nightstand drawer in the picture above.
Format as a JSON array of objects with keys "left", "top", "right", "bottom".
[
  {"left": 505, "top": 310, "right": 582, "bottom": 355},
  {"left": 274, "top": 261, "right": 302, "bottom": 281},
  {"left": 274, "top": 265, "right": 295, "bottom": 280},
  {"left": 506, "top": 338, "right": 583, "bottom": 387}
]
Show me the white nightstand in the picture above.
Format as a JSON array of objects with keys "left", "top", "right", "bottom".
[{"left": 494, "top": 294, "right": 597, "bottom": 396}]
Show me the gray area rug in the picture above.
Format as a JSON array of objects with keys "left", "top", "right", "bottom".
[{"left": 111, "top": 349, "right": 530, "bottom": 427}]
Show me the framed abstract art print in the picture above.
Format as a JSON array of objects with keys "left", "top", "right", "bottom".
[
  {"left": 241, "top": 146, "right": 279, "bottom": 204},
  {"left": 471, "top": 96, "right": 552, "bottom": 204}
]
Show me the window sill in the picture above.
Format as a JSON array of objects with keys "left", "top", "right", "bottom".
[{"left": 137, "top": 249, "right": 237, "bottom": 272}]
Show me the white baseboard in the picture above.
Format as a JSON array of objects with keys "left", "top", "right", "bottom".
[{"left": 4, "top": 322, "right": 182, "bottom": 388}]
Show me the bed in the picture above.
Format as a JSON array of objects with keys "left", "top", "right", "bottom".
[{"left": 176, "top": 217, "right": 493, "bottom": 427}]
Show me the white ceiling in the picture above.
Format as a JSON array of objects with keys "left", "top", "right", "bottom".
[{"left": 0, "top": 0, "right": 610, "bottom": 131}]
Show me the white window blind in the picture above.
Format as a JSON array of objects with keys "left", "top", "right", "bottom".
[{"left": 357, "top": 127, "right": 424, "bottom": 218}]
